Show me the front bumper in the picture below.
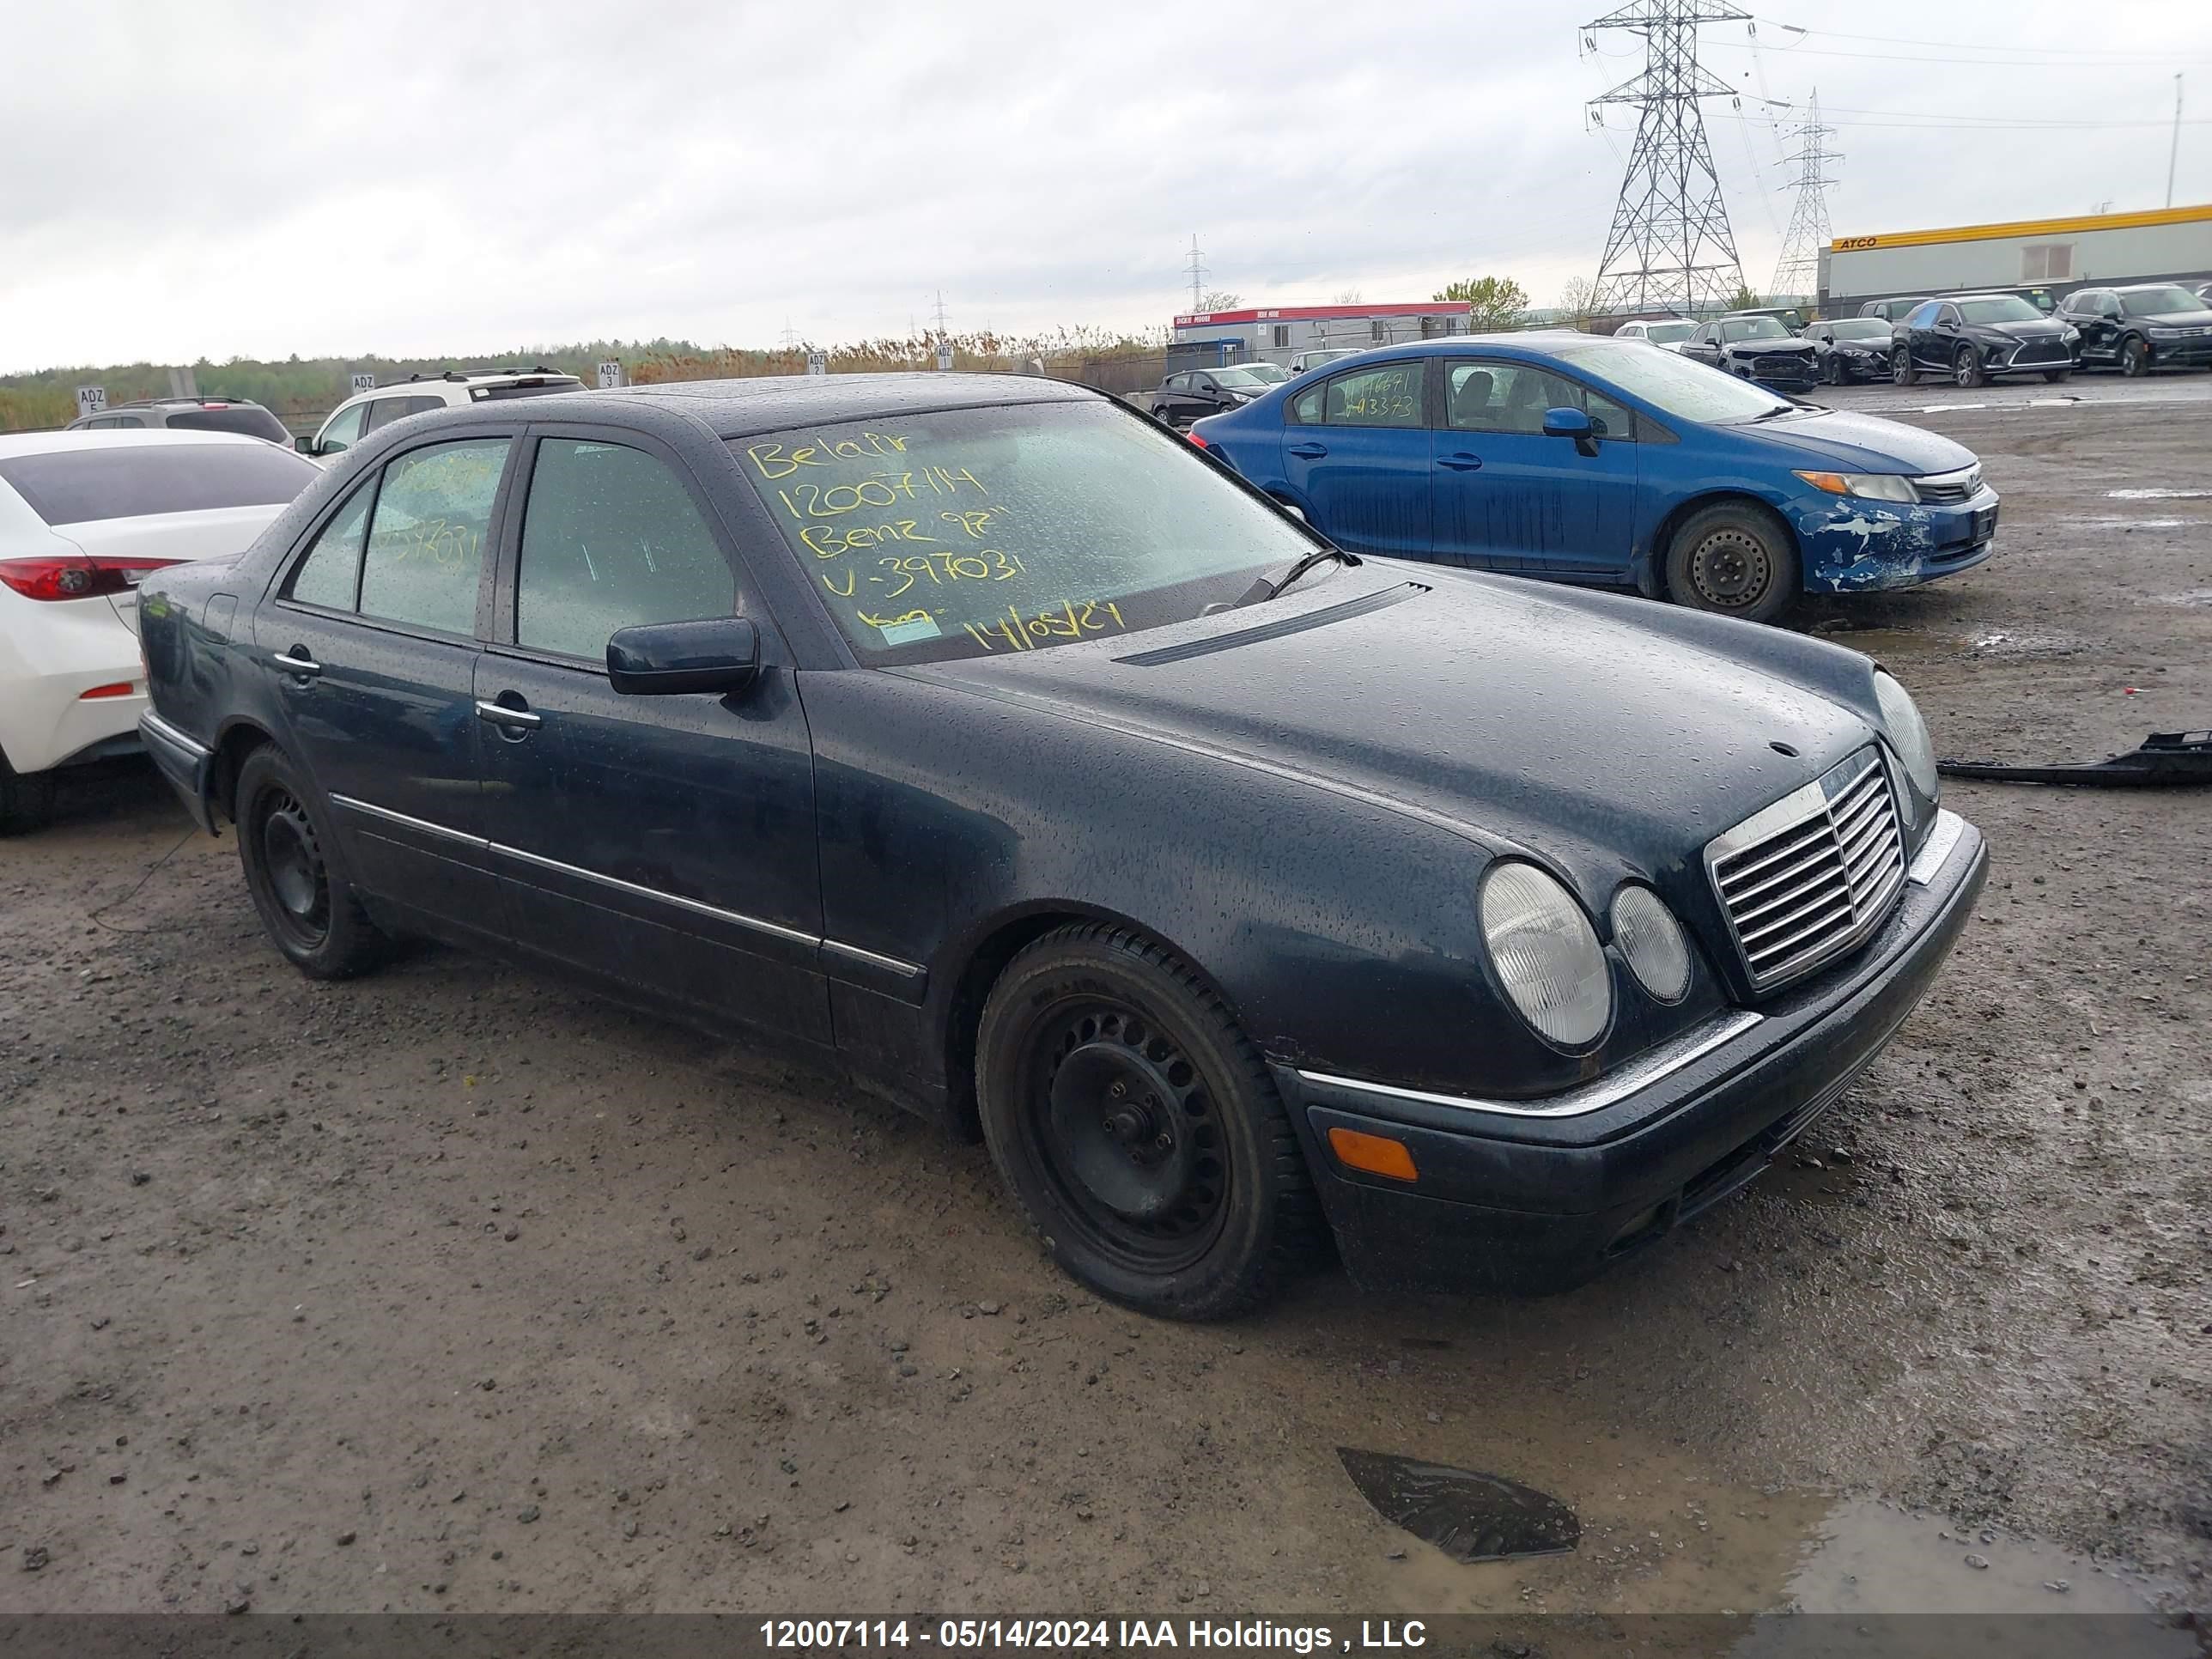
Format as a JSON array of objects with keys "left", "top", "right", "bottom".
[
  {"left": 1795, "top": 484, "right": 1999, "bottom": 593},
  {"left": 1275, "top": 809, "right": 1986, "bottom": 1296},
  {"left": 2149, "top": 334, "right": 2212, "bottom": 367},
  {"left": 1828, "top": 351, "right": 1888, "bottom": 382}
]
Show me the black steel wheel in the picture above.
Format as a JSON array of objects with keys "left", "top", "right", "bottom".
[
  {"left": 2121, "top": 336, "right": 2152, "bottom": 377},
  {"left": 1954, "top": 344, "right": 1985, "bottom": 389},
  {"left": 1665, "top": 501, "right": 1800, "bottom": 625},
  {"left": 976, "top": 923, "right": 1322, "bottom": 1320},
  {"left": 1892, "top": 347, "right": 1917, "bottom": 386},
  {"left": 1821, "top": 353, "right": 1842, "bottom": 386},
  {"left": 234, "top": 744, "right": 389, "bottom": 979}
]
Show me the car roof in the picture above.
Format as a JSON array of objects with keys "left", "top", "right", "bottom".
[
  {"left": 393, "top": 372, "right": 1099, "bottom": 441},
  {"left": 0, "top": 428, "right": 280, "bottom": 459}
]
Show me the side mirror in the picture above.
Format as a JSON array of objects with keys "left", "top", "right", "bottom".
[
  {"left": 294, "top": 435, "right": 314, "bottom": 455},
  {"left": 1541, "top": 407, "right": 1595, "bottom": 441},
  {"left": 607, "top": 616, "right": 760, "bottom": 696}
]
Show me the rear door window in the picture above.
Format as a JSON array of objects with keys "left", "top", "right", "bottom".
[
  {"left": 362, "top": 397, "right": 418, "bottom": 434},
  {"left": 356, "top": 439, "right": 510, "bottom": 636},
  {"left": 285, "top": 482, "right": 375, "bottom": 611},
  {"left": 168, "top": 405, "right": 292, "bottom": 444},
  {"left": 1318, "top": 362, "right": 1425, "bottom": 428},
  {"left": 0, "top": 445, "right": 315, "bottom": 526},
  {"left": 514, "top": 439, "right": 736, "bottom": 660}
]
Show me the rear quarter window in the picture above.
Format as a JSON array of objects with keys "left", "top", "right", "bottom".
[
  {"left": 167, "top": 406, "right": 293, "bottom": 444},
  {"left": 0, "top": 445, "right": 317, "bottom": 526}
]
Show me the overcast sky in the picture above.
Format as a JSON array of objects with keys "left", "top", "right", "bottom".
[{"left": 4, "top": 0, "right": 2210, "bottom": 371}]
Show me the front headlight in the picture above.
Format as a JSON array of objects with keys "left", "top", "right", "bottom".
[
  {"left": 1796, "top": 470, "right": 1918, "bottom": 504},
  {"left": 1874, "top": 670, "right": 1940, "bottom": 801},
  {"left": 2149, "top": 326, "right": 2181, "bottom": 340},
  {"left": 1480, "top": 863, "right": 1611, "bottom": 1050},
  {"left": 1610, "top": 886, "right": 1692, "bottom": 1003},
  {"left": 2062, "top": 326, "right": 2081, "bottom": 343}
]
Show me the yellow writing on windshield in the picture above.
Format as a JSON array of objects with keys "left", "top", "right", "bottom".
[{"left": 746, "top": 431, "right": 909, "bottom": 479}]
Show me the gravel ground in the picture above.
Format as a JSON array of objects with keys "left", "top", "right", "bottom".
[{"left": 2, "top": 386, "right": 2206, "bottom": 1631}]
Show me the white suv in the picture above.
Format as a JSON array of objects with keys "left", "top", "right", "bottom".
[{"left": 299, "top": 368, "right": 583, "bottom": 462}]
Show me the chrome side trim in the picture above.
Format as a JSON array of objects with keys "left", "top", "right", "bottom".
[
  {"left": 1907, "top": 808, "right": 1967, "bottom": 885},
  {"left": 488, "top": 841, "right": 818, "bottom": 947},
  {"left": 1296, "top": 1009, "right": 1765, "bottom": 1121},
  {"left": 140, "top": 711, "right": 210, "bottom": 762},
  {"left": 821, "top": 939, "right": 926, "bottom": 979},
  {"left": 329, "top": 793, "right": 485, "bottom": 849}
]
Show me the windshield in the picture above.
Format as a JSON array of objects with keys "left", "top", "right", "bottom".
[
  {"left": 2121, "top": 286, "right": 2209, "bottom": 317},
  {"left": 732, "top": 401, "right": 1314, "bottom": 664},
  {"left": 1211, "top": 368, "right": 1269, "bottom": 389},
  {"left": 1719, "top": 316, "right": 1790, "bottom": 342},
  {"left": 1553, "top": 342, "right": 1790, "bottom": 424},
  {"left": 0, "top": 443, "right": 316, "bottom": 526},
  {"left": 1242, "top": 363, "right": 1291, "bottom": 383},
  {"left": 1957, "top": 296, "right": 2043, "bottom": 324},
  {"left": 1826, "top": 320, "right": 1890, "bottom": 342},
  {"left": 1641, "top": 322, "right": 1695, "bottom": 343}
]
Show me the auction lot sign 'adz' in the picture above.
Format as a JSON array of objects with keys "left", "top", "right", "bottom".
[{"left": 75, "top": 386, "right": 106, "bottom": 418}]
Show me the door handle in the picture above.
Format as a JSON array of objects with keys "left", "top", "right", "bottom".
[
  {"left": 1287, "top": 442, "right": 1328, "bottom": 459},
  {"left": 1437, "top": 453, "right": 1483, "bottom": 471},
  {"left": 270, "top": 648, "right": 321, "bottom": 678},
  {"left": 475, "top": 698, "right": 542, "bottom": 732}
]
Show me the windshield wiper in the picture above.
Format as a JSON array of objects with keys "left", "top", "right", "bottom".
[{"left": 1232, "top": 544, "right": 1360, "bottom": 606}]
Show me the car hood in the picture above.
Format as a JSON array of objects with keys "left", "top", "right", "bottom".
[
  {"left": 907, "top": 569, "right": 1883, "bottom": 897},
  {"left": 2133, "top": 310, "right": 2212, "bottom": 327},
  {"left": 1728, "top": 408, "right": 1975, "bottom": 474},
  {"left": 1723, "top": 337, "right": 1814, "bottom": 354}
]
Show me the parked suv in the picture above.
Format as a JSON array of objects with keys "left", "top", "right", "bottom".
[
  {"left": 1857, "top": 296, "right": 1931, "bottom": 324},
  {"left": 301, "top": 368, "right": 583, "bottom": 461},
  {"left": 1890, "top": 295, "right": 2076, "bottom": 387},
  {"left": 1680, "top": 313, "right": 1820, "bottom": 392},
  {"left": 67, "top": 397, "right": 292, "bottom": 447},
  {"left": 2054, "top": 284, "right": 2212, "bottom": 376}
]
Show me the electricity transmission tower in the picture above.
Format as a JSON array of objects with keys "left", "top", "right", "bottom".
[
  {"left": 1185, "top": 234, "right": 1207, "bottom": 312},
  {"left": 1583, "top": 1, "right": 1749, "bottom": 315},
  {"left": 1769, "top": 90, "right": 1838, "bottom": 302}
]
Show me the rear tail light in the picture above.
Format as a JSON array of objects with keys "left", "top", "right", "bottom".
[
  {"left": 1186, "top": 430, "right": 1209, "bottom": 447},
  {"left": 79, "top": 682, "right": 137, "bottom": 700},
  {"left": 0, "top": 556, "right": 183, "bottom": 602}
]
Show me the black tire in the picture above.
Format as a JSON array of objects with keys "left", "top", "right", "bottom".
[
  {"left": 1954, "top": 344, "right": 1985, "bottom": 389},
  {"left": 1821, "top": 353, "right": 1842, "bottom": 386},
  {"left": 234, "top": 744, "right": 388, "bottom": 980},
  {"left": 1665, "top": 501, "right": 1801, "bottom": 625},
  {"left": 2042, "top": 367, "right": 2071, "bottom": 384},
  {"left": 1892, "top": 348, "right": 1917, "bottom": 386},
  {"left": 975, "top": 923, "right": 1321, "bottom": 1320},
  {"left": 0, "top": 752, "right": 57, "bottom": 836},
  {"left": 2120, "top": 336, "right": 2151, "bottom": 378}
]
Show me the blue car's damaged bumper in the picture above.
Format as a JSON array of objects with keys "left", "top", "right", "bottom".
[{"left": 1789, "top": 485, "right": 1999, "bottom": 593}]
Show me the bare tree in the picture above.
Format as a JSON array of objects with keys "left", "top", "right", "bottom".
[
  {"left": 1557, "top": 276, "right": 1598, "bottom": 326},
  {"left": 1197, "top": 290, "right": 1243, "bottom": 312},
  {"left": 1332, "top": 288, "right": 1364, "bottom": 305}
]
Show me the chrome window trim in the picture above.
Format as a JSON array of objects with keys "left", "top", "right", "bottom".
[{"left": 1295, "top": 1009, "right": 1765, "bottom": 1121}]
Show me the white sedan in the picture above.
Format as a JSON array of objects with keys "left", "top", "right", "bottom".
[{"left": 0, "top": 429, "right": 318, "bottom": 832}]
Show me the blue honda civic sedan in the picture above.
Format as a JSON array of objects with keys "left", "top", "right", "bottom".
[{"left": 1189, "top": 334, "right": 1999, "bottom": 623}]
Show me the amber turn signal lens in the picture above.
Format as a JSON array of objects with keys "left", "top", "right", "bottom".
[{"left": 1327, "top": 1127, "right": 1418, "bottom": 1183}]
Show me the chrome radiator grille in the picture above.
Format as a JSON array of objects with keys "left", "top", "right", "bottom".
[
  {"left": 1912, "top": 465, "right": 1981, "bottom": 505},
  {"left": 1706, "top": 749, "right": 1906, "bottom": 990}
]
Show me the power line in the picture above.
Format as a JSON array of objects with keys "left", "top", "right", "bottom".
[
  {"left": 1749, "top": 17, "right": 2212, "bottom": 62},
  {"left": 1713, "top": 38, "right": 2212, "bottom": 70},
  {"left": 1585, "top": 1, "right": 1751, "bottom": 316}
]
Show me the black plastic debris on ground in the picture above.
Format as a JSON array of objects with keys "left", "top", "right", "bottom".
[
  {"left": 1337, "top": 1449, "right": 1579, "bottom": 1563},
  {"left": 1938, "top": 729, "right": 2212, "bottom": 787}
]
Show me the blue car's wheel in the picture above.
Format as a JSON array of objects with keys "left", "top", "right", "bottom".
[
  {"left": 976, "top": 922, "right": 1321, "bottom": 1320},
  {"left": 1665, "top": 501, "right": 1799, "bottom": 625}
]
